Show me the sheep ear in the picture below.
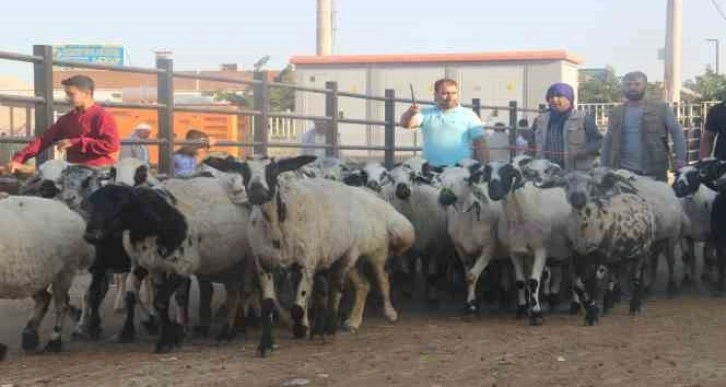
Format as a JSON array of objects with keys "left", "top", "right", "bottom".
[
  {"left": 471, "top": 184, "right": 489, "bottom": 204},
  {"left": 133, "top": 165, "right": 148, "bottom": 187},
  {"left": 276, "top": 155, "right": 317, "bottom": 174}
]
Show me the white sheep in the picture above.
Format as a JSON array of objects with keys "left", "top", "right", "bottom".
[
  {"left": 673, "top": 165, "right": 718, "bottom": 287},
  {"left": 437, "top": 165, "right": 516, "bottom": 314},
  {"left": 212, "top": 155, "right": 414, "bottom": 350},
  {"left": 485, "top": 157, "right": 573, "bottom": 325},
  {"left": 0, "top": 195, "right": 93, "bottom": 358},
  {"left": 83, "top": 176, "right": 256, "bottom": 354}
]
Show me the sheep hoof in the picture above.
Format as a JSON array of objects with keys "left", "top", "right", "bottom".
[
  {"left": 341, "top": 320, "right": 359, "bottom": 334},
  {"left": 154, "top": 324, "right": 184, "bottom": 354},
  {"left": 569, "top": 302, "right": 582, "bottom": 316},
  {"left": 547, "top": 293, "right": 561, "bottom": 310},
  {"left": 515, "top": 305, "right": 528, "bottom": 319},
  {"left": 612, "top": 284, "right": 623, "bottom": 303},
  {"left": 290, "top": 305, "right": 307, "bottom": 339},
  {"left": 21, "top": 328, "right": 39, "bottom": 351},
  {"left": 603, "top": 292, "right": 614, "bottom": 315},
  {"left": 629, "top": 299, "right": 642, "bottom": 316},
  {"left": 681, "top": 276, "right": 694, "bottom": 288},
  {"left": 44, "top": 338, "right": 62, "bottom": 353},
  {"left": 584, "top": 304, "right": 599, "bottom": 326},
  {"left": 528, "top": 311, "right": 544, "bottom": 326},
  {"left": 142, "top": 317, "right": 159, "bottom": 336},
  {"left": 667, "top": 281, "right": 677, "bottom": 298},
  {"left": 192, "top": 325, "right": 210, "bottom": 337},
  {"left": 216, "top": 324, "right": 237, "bottom": 342},
  {"left": 0, "top": 343, "right": 7, "bottom": 361},
  {"left": 117, "top": 324, "right": 135, "bottom": 343},
  {"left": 68, "top": 305, "right": 82, "bottom": 323},
  {"left": 463, "top": 302, "right": 478, "bottom": 316}
]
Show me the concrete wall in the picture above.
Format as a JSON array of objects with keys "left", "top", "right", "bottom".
[{"left": 293, "top": 59, "right": 579, "bottom": 157}]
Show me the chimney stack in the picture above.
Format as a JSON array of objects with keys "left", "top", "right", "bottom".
[{"left": 317, "top": 0, "right": 332, "bottom": 56}]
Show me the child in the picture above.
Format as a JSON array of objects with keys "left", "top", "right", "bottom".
[{"left": 173, "top": 129, "right": 210, "bottom": 177}]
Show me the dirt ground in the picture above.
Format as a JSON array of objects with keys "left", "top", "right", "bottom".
[{"left": 1, "top": 272, "right": 726, "bottom": 387}]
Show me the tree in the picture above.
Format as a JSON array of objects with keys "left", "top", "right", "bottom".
[
  {"left": 578, "top": 66, "right": 621, "bottom": 103},
  {"left": 253, "top": 55, "right": 271, "bottom": 72},
  {"left": 269, "top": 63, "right": 295, "bottom": 112},
  {"left": 683, "top": 69, "right": 726, "bottom": 103}
]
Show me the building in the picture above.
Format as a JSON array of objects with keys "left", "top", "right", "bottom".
[{"left": 290, "top": 50, "right": 582, "bottom": 158}]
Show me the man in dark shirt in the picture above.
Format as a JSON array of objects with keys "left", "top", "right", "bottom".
[
  {"left": 8, "top": 75, "right": 120, "bottom": 173},
  {"left": 700, "top": 100, "right": 726, "bottom": 160}
]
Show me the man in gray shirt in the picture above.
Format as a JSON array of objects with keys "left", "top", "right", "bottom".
[{"left": 601, "top": 71, "right": 686, "bottom": 182}]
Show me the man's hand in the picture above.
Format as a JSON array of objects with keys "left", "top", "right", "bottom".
[
  {"left": 56, "top": 139, "right": 74, "bottom": 152},
  {"left": 408, "top": 103, "right": 421, "bottom": 115},
  {"left": 7, "top": 161, "right": 22, "bottom": 175}
]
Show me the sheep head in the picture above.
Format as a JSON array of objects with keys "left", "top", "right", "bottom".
[
  {"left": 486, "top": 161, "right": 523, "bottom": 201},
  {"left": 673, "top": 165, "right": 701, "bottom": 198}
]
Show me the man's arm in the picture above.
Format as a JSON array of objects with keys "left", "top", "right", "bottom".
[
  {"left": 467, "top": 112, "right": 490, "bottom": 163},
  {"left": 664, "top": 108, "right": 687, "bottom": 167},
  {"left": 11, "top": 119, "right": 64, "bottom": 165},
  {"left": 600, "top": 117, "right": 613, "bottom": 167},
  {"left": 399, "top": 104, "right": 422, "bottom": 129},
  {"left": 700, "top": 106, "right": 719, "bottom": 159},
  {"left": 68, "top": 112, "right": 120, "bottom": 157},
  {"left": 582, "top": 115, "right": 603, "bottom": 156}
]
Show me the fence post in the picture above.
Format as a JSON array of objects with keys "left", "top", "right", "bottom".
[
  {"left": 325, "top": 81, "right": 339, "bottom": 157},
  {"left": 508, "top": 100, "right": 518, "bottom": 161},
  {"left": 32, "top": 45, "right": 54, "bottom": 165},
  {"left": 156, "top": 55, "right": 174, "bottom": 176},
  {"left": 472, "top": 98, "right": 481, "bottom": 117},
  {"left": 384, "top": 89, "right": 396, "bottom": 169},
  {"left": 253, "top": 71, "right": 269, "bottom": 156}
]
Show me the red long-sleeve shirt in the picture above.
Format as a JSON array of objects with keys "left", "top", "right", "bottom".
[{"left": 13, "top": 104, "right": 120, "bottom": 166}]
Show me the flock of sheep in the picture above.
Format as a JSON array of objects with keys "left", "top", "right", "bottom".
[{"left": 1, "top": 152, "right": 725, "bottom": 361}]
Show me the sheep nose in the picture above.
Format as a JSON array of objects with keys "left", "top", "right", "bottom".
[
  {"left": 395, "top": 183, "right": 410, "bottom": 199},
  {"left": 570, "top": 192, "right": 587, "bottom": 209},
  {"left": 366, "top": 180, "right": 380, "bottom": 192},
  {"left": 439, "top": 189, "right": 457, "bottom": 206}
]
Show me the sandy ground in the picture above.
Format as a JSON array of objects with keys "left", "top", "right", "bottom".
[{"left": 1, "top": 270, "right": 725, "bottom": 387}]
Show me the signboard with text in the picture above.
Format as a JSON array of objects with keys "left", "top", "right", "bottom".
[{"left": 53, "top": 45, "right": 125, "bottom": 67}]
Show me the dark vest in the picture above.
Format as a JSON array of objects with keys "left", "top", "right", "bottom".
[
  {"left": 534, "top": 109, "right": 593, "bottom": 171},
  {"left": 607, "top": 102, "right": 670, "bottom": 181}
]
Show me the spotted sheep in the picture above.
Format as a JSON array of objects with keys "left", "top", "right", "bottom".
[
  {"left": 539, "top": 166, "right": 655, "bottom": 325},
  {"left": 589, "top": 166, "right": 688, "bottom": 296},
  {"left": 206, "top": 155, "right": 415, "bottom": 355}
]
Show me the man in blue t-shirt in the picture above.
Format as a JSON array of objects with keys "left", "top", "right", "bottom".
[{"left": 399, "top": 78, "right": 490, "bottom": 166}]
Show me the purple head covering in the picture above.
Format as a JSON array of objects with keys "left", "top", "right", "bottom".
[{"left": 545, "top": 83, "right": 575, "bottom": 105}]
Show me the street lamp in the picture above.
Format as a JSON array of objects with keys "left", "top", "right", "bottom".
[{"left": 705, "top": 38, "right": 720, "bottom": 74}]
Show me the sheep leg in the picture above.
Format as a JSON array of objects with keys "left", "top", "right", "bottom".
[
  {"left": 45, "top": 271, "right": 74, "bottom": 353},
  {"left": 119, "top": 266, "right": 158, "bottom": 343},
  {"left": 509, "top": 255, "right": 528, "bottom": 318},
  {"left": 309, "top": 270, "right": 330, "bottom": 341},
  {"left": 84, "top": 269, "right": 110, "bottom": 340},
  {"left": 665, "top": 239, "right": 678, "bottom": 298},
  {"left": 547, "top": 261, "right": 564, "bottom": 310},
  {"left": 173, "top": 278, "right": 192, "bottom": 329},
  {"left": 527, "top": 249, "right": 548, "bottom": 326},
  {"left": 462, "top": 248, "right": 493, "bottom": 315},
  {"left": 603, "top": 267, "right": 617, "bottom": 315},
  {"left": 217, "top": 284, "right": 242, "bottom": 342},
  {"left": 369, "top": 251, "right": 398, "bottom": 323},
  {"left": 112, "top": 273, "right": 128, "bottom": 314},
  {"left": 22, "top": 289, "right": 52, "bottom": 351},
  {"left": 343, "top": 266, "right": 371, "bottom": 332},
  {"left": 681, "top": 237, "right": 696, "bottom": 288},
  {"left": 291, "top": 266, "right": 313, "bottom": 339},
  {"left": 152, "top": 273, "right": 186, "bottom": 354},
  {"left": 257, "top": 269, "right": 276, "bottom": 357},
  {"left": 572, "top": 275, "right": 599, "bottom": 326},
  {"left": 629, "top": 258, "right": 646, "bottom": 315},
  {"left": 192, "top": 277, "right": 214, "bottom": 336},
  {"left": 716, "top": 247, "right": 726, "bottom": 295},
  {"left": 702, "top": 241, "right": 717, "bottom": 286}
]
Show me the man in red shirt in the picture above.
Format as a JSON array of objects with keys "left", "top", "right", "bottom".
[{"left": 8, "top": 75, "right": 120, "bottom": 173}]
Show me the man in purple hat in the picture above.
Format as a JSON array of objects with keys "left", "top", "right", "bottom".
[{"left": 531, "top": 82, "right": 602, "bottom": 171}]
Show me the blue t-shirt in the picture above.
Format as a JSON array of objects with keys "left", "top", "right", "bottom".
[
  {"left": 416, "top": 105, "right": 485, "bottom": 167},
  {"left": 173, "top": 153, "right": 197, "bottom": 177}
]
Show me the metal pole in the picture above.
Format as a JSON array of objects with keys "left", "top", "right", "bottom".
[
  {"left": 706, "top": 38, "right": 720, "bottom": 74},
  {"left": 156, "top": 56, "right": 174, "bottom": 175},
  {"left": 253, "top": 71, "right": 269, "bottom": 156},
  {"left": 665, "top": 0, "right": 682, "bottom": 103},
  {"left": 32, "top": 45, "right": 54, "bottom": 165},
  {"left": 384, "top": 89, "right": 396, "bottom": 169},
  {"left": 472, "top": 98, "right": 481, "bottom": 117},
  {"left": 325, "top": 81, "right": 339, "bottom": 157},
  {"left": 508, "top": 100, "right": 518, "bottom": 161}
]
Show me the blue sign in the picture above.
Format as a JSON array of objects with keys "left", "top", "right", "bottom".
[{"left": 53, "top": 45, "right": 125, "bottom": 66}]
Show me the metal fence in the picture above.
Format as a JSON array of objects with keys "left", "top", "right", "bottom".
[{"left": 0, "top": 45, "right": 711, "bottom": 175}]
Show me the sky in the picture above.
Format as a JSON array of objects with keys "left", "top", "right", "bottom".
[{"left": 1, "top": 0, "right": 725, "bottom": 85}]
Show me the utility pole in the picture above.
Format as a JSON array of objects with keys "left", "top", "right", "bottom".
[
  {"left": 664, "top": 0, "right": 682, "bottom": 103},
  {"left": 706, "top": 38, "right": 720, "bottom": 74}
]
